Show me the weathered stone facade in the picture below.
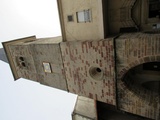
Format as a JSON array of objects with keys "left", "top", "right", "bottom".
[
  {"left": 3, "top": 37, "right": 67, "bottom": 91},
  {"left": 3, "top": 33, "right": 160, "bottom": 119},
  {"left": 116, "top": 33, "right": 160, "bottom": 119},
  {"left": 3, "top": 0, "right": 160, "bottom": 119},
  {"left": 4, "top": 37, "right": 116, "bottom": 105}
]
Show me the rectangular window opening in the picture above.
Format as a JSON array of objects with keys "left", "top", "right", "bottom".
[
  {"left": 43, "top": 62, "right": 52, "bottom": 73},
  {"left": 77, "top": 9, "right": 91, "bottom": 23},
  {"left": 68, "top": 15, "right": 74, "bottom": 22}
]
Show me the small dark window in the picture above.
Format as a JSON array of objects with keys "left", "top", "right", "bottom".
[
  {"left": 68, "top": 15, "right": 73, "bottom": 22},
  {"left": 149, "top": 0, "right": 160, "bottom": 18},
  {"left": 19, "top": 57, "right": 24, "bottom": 61},
  {"left": 16, "top": 56, "right": 27, "bottom": 68},
  {"left": 21, "top": 62, "right": 26, "bottom": 67}
]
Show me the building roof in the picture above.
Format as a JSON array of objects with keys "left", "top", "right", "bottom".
[{"left": 0, "top": 48, "right": 8, "bottom": 63}]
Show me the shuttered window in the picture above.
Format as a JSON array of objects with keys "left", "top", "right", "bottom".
[{"left": 77, "top": 9, "right": 91, "bottom": 23}]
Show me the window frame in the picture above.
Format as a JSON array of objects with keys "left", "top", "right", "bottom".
[
  {"left": 67, "top": 15, "right": 74, "bottom": 22},
  {"left": 76, "top": 9, "right": 92, "bottom": 23},
  {"left": 43, "top": 62, "right": 52, "bottom": 73},
  {"left": 16, "top": 56, "right": 27, "bottom": 69}
]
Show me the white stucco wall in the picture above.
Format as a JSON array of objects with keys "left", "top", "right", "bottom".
[
  {"left": 72, "top": 96, "right": 97, "bottom": 120},
  {"left": 58, "top": 0, "right": 104, "bottom": 41}
]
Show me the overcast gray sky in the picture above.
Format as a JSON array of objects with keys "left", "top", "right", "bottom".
[{"left": 0, "top": 0, "right": 77, "bottom": 120}]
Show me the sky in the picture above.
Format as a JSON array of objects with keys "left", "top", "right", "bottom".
[{"left": 0, "top": 0, "right": 77, "bottom": 120}]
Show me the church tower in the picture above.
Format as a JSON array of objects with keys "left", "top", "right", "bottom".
[
  {"left": 3, "top": 36, "right": 67, "bottom": 91},
  {"left": 3, "top": 0, "right": 160, "bottom": 119}
]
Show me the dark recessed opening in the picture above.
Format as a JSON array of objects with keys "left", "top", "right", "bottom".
[
  {"left": 149, "top": 0, "right": 160, "bottom": 18},
  {"left": 143, "top": 62, "right": 160, "bottom": 71},
  {"left": 123, "top": 62, "right": 160, "bottom": 94},
  {"left": 120, "top": 27, "right": 138, "bottom": 33},
  {"left": 21, "top": 62, "right": 26, "bottom": 67},
  {"left": 144, "top": 30, "right": 160, "bottom": 34},
  {"left": 68, "top": 15, "right": 73, "bottom": 22},
  {"left": 96, "top": 68, "right": 102, "bottom": 72},
  {"left": 142, "top": 81, "right": 160, "bottom": 93},
  {"left": 19, "top": 57, "right": 24, "bottom": 61},
  {"left": 89, "top": 67, "right": 103, "bottom": 80}
]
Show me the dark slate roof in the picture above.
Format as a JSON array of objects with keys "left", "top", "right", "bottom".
[{"left": 0, "top": 48, "right": 8, "bottom": 63}]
